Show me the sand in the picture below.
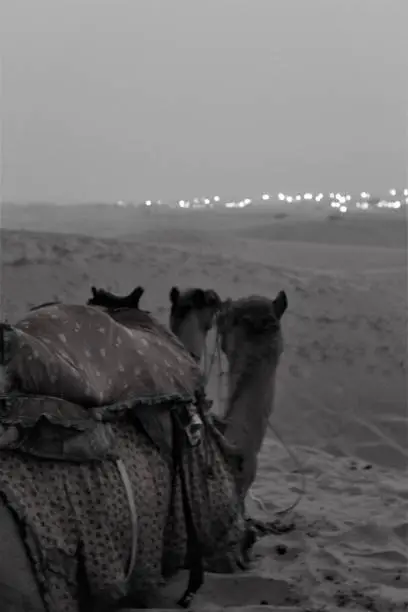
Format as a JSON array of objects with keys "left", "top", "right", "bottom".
[{"left": 1, "top": 202, "right": 407, "bottom": 611}]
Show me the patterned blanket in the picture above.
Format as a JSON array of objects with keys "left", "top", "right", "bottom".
[
  {"left": 0, "top": 414, "right": 245, "bottom": 611},
  {"left": 0, "top": 303, "right": 204, "bottom": 461},
  {"left": 0, "top": 304, "right": 245, "bottom": 611},
  {"left": 1, "top": 304, "right": 201, "bottom": 407}
]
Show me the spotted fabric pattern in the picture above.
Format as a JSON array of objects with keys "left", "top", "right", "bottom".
[
  {"left": 0, "top": 414, "right": 246, "bottom": 612},
  {"left": 4, "top": 304, "right": 201, "bottom": 406},
  {"left": 0, "top": 305, "right": 245, "bottom": 611},
  {"left": 163, "top": 418, "right": 246, "bottom": 575},
  {"left": 0, "top": 421, "right": 171, "bottom": 612}
]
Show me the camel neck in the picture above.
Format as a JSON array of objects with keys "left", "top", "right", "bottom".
[
  {"left": 223, "top": 352, "right": 277, "bottom": 495},
  {"left": 171, "top": 316, "right": 206, "bottom": 363}
]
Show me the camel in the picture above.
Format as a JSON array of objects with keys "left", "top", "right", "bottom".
[
  {"left": 215, "top": 291, "right": 288, "bottom": 498},
  {"left": 87, "top": 285, "right": 267, "bottom": 506},
  {"left": 0, "top": 289, "right": 287, "bottom": 611}
]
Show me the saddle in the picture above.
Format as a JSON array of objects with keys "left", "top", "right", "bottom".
[{"left": 0, "top": 305, "right": 214, "bottom": 607}]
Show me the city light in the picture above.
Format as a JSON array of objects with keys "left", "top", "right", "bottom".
[{"left": 138, "top": 187, "right": 404, "bottom": 214}]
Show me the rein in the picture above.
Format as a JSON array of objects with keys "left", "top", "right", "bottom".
[
  {"left": 171, "top": 408, "right": 204, "bottom": 608},
  {"left": 201, "top": 329, "right": 222, "bottom": 386}
]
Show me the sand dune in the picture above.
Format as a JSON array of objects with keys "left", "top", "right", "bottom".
[{"left": 1, "top": 204, "right": 407, "bottom": 611}]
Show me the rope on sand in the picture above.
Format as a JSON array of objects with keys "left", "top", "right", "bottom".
[{"left": 248, "top": 420, "right": 306, "bottom": 519}]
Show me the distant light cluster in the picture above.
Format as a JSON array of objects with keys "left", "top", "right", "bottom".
[{"left": 115, "top": 187, "right": 408, "bottom": 213}]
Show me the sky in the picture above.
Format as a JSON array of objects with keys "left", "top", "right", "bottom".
[{"left": 1, "top": 0, "right": 407, "bottom": 203}]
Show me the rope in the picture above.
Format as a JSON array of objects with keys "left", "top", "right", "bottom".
[
  {"left": 264, "top": 420, "right": 306, "bottom": 517},
  {"left": 246, "top": 421, "right": 306, "bottom": 519},
  {"left": 202, "top": 331, "right": 220, "bottom": 386},
  {"left": 116, "top": 459, "right": 138, "bottom": 582}
]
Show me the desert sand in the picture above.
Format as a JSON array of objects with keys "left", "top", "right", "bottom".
[{"left": 1, "top": 202, "right": 407, "bottom": 611}]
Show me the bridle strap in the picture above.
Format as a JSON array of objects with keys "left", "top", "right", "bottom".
[{"left": 171, "top": 410, "right": 204, "bottom": 608}]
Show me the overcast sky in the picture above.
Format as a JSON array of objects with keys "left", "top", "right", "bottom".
[{"left": 1, "top": 0, "right": 407, "bottom": 203}]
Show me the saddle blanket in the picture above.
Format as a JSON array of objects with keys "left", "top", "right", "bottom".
[{"left": 0, "top": 304, "right": 202, "bottom": 408}]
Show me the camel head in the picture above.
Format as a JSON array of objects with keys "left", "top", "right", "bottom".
[
  {"left": 169, "top": 286, "right": 222, "bottom": 362},
  {"left": 216, "top": 290, "right": 288, "bottom": 497},
  {"left": 87, "top": 285, "right": 145, "bottom": 309},
  {"left": 217, "top": 290, "right": 287, "bottom": 362}
]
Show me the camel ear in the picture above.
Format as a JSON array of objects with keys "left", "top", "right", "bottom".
[
  {"left": 91, "top": 286, "right": 98, "bottom": 297},
  {"left": 204, "top": 289, "right": 221, "bottom": 308},
  {"left": 273, "top": 290, "right": 288, "bottom": 319},
  {"left": 130, "top": 286, "right": 144, "bottom": 306},
  {"left": 170, "top": 286, "right": 180, "bottom": 305}
]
